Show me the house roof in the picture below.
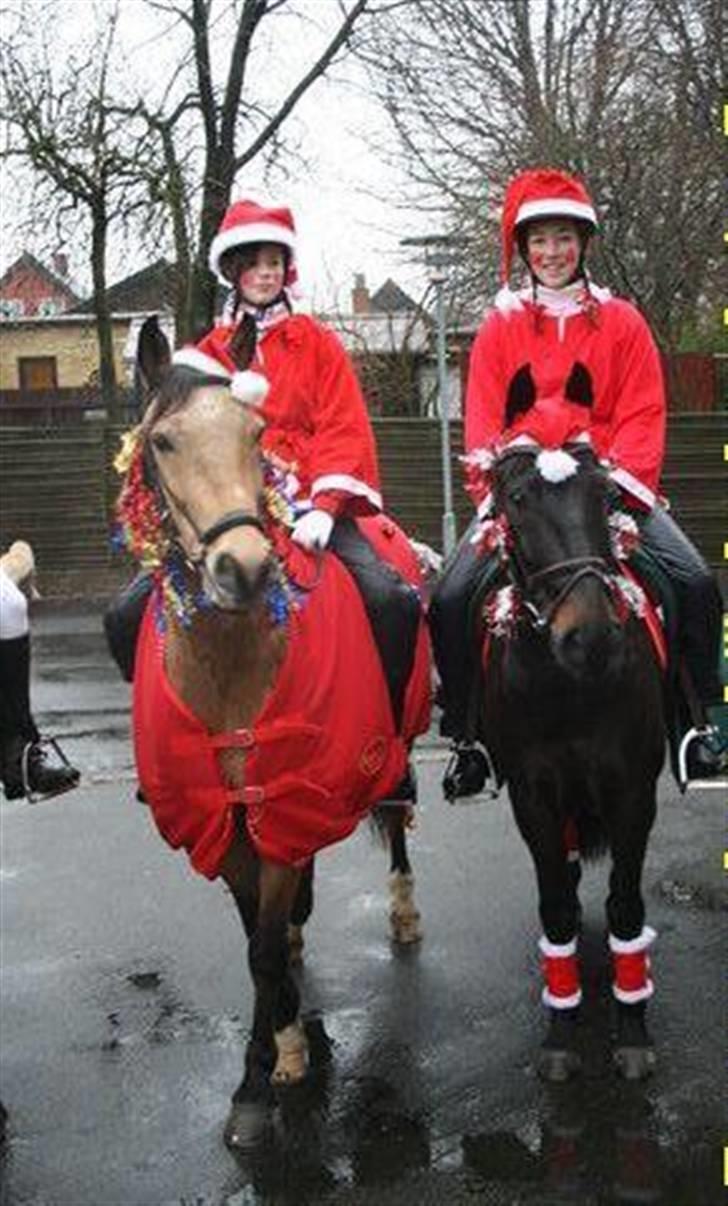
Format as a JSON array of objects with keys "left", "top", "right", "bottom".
[
  {"left": 0, "top": 251, "right": 81, "bottom": 305},
  {"left": 75, "top": 259, "right": 177, "bottom": 314},
  {"left": 370, "top": 278, "right": 417, "bottom": 313}
]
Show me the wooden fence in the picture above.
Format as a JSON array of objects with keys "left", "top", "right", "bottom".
[{"left": 0, "top": 415, "right": 725, "bottom": 595}]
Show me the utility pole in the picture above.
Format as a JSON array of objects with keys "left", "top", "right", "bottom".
[{"left": 401, "top": 235, "right": 461, "bottom": 558}]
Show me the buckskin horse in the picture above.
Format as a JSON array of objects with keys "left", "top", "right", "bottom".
[
  {"left": 472, "top": 416, "right": 664, "bottom": 1081},
  {"left": 114, "top": 317, "right": 431, "bottom": 1146}
]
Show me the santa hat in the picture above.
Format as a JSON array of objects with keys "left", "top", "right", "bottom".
[
  {"left": 208, "top": 199, "right": 298, "bottom": 290},
  {"left": 500, "top": 169, "right": 597, "bottom": 283}
]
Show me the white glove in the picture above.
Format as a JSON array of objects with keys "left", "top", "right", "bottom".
[{"left": 291, "top": 509, "right": 334, "bottom": 551}]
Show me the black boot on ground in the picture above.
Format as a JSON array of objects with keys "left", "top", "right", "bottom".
[
  {"left": 1, "top": 735, "right": 80, "bottom": 802},
  {"left": 443, "top": 743, "right": 490, "bottom": 801}
]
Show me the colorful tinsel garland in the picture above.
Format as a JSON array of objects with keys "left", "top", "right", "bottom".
[{"left": 111, "top": 426, "right": 302, "bottom": 629}]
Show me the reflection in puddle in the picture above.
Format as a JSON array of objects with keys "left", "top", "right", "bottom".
[{"left": 221, "top": 1027, "right": 723, "bottom": 1206}]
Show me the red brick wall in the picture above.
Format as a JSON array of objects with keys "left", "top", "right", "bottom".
[{"left": 0, "top": 263, "right": 75, "bottom": 316}]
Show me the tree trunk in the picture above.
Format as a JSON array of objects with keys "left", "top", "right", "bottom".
[{"left": 90, "top": 203, "right": 118, "bottom": 413}]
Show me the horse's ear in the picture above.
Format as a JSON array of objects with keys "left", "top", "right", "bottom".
[
  {"left": 564, "top": 361, "right": 594, "bottom": 408},
  {"left": 135, "top": 316, "right": 171, "bottom": 405},
  {"left": 505, "top": 364, "right": 537, "bottom": 427},
  {"left": 228, "top": 312, "right": 257, "bottom": 371}
]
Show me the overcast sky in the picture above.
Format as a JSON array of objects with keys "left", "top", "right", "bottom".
[{"left": 1, "top": 0, "right": 432, "bottom": 311}]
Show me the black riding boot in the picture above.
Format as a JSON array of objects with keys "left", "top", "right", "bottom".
[
  {"left": 429, "top": 523, "right": 494, "bottom": 799},
  {"left": 103, "top": 571, "right": 155, "bottom": 683},
  {"left": 0, "top": 635, "right": 80, "bottom": 801},
  {"left": 330, "top": 519, "right": 421, "bottom": 801},
  {"left": 640, "top": 505, "right": 726, "bottom": 784}
]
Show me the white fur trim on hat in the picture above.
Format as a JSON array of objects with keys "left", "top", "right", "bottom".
[
  {"left": 209, "top": 223, "right": 296, "bottom": 284},
  {"left": 172, "top": 349, "right": 232, "bottom": 378},
  {"left": 536, "top": 449, "right": 579, "bottom": 483},
  {"left": 516, "top": 198, "right": 597, "bottom": 227}
]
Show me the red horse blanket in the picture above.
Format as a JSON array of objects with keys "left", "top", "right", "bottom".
[{"left": 133, "top": 515, "right": 431, "bottom": 877}]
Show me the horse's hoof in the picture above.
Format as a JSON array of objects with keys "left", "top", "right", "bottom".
[
  {"left": 390, "top": 911, "right": 423, "bottom": 945},
  {"left": 613, "top": 1045, "right": 656, "bottom": 1081},
  {"left": 537, "top": 1047, "right": 582, "bottom": 1082},
  {"left": 223, "top": 1100, "right": 272, "bottom": 1151}
]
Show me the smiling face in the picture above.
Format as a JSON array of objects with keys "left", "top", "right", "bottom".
[
  {"left": 237, "top": 243, "right": 287, "bottom": 306},
  {"left": 524, "top": 219, "right": 582, "bottom": 289}
]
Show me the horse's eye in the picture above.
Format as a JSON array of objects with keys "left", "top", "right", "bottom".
[{"left": 151, "top": 432, "right": 174, "bottom": 454}]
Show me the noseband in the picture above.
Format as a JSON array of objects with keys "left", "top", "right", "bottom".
[{"left": 521, "top": 556, "right": 612, "bottom": 630}]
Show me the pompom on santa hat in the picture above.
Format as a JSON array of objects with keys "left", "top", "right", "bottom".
[
  {"left": 500, "top": 168, "right": 597, "bottom": 283},
  {"left": 208, "top": 199, "right": 298, "bottom": 289}
]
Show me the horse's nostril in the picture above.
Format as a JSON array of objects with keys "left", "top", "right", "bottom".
[{"left": 213, "top": 552, "right": 272, "bottom": 605}]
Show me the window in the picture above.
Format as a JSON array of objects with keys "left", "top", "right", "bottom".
[
  {"left": 0, "top": 299, "right": 24, "bottom": 319},
  {"left": 37, "top": 298, "right": 61, "bottom": 316},
  {"left": 18, "top": 356, "right": 58, "bottom": 391}
]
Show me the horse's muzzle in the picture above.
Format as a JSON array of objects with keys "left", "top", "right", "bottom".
[
  {"left": 208, "top": 550, "right": 274, "bottom": 609},
  {"left": 552, "top": 619, "right": 625, "bottom": 681}
]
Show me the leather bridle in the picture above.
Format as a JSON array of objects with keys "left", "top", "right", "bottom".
[
  {"left": 495, "top": 445, "right": 614, "bottom": 632},
  {"left": 142, "top": 435, "right": 266, "bottom": 575}
]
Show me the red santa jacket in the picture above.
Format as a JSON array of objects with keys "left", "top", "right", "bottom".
[
  {"left": 133, "top": 518, "right": 431, "bottom": 875},
  {"left": 195, "top": 315, "right": 381, "bottom": 519},
  {"left": 465, "top": 285, "right": 666, "bottom": 511}
]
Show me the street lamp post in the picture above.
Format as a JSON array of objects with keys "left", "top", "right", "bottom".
[{"left": 401, "top": 235, "right": 461, "bottom": 559}]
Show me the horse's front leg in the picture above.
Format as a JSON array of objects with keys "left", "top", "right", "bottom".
[
  {"left": 512, "top": 785, "right": 582, "bottom": 1082},
  {"left": 222, "top": 845, "right": 305, "bottom": 1148},
  {"left": 606, "top": 789, "right": 658, "bottom": 1081}
]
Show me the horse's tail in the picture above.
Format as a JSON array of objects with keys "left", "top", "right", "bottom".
[
  {"left": 368, "top": 802, "right": 412, "bottom": 848},
  {"left": 570, "top": 808, "right": 609, "bottom": 864}
]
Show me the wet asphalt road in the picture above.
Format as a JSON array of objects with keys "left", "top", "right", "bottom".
[{"left": 0, "top": 602, "right": 726, "bottom": 1206}]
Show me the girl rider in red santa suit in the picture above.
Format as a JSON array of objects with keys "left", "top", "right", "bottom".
[
  {"left": 182, "top": 200, "right": 382, "bottom": 551},
  {"left": 430, "top": 167, "right": 726, "bottom": 797},
  {"left": 172, "top": 200, "right": 421, "bottom": 755}
]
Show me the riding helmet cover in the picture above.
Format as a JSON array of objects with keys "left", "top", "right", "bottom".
[
  {"left": 500, "top": 168, "right": 598, "bottom": 283},
  {"left": 208, "top": 199, "right": 298, "bottom": 290}
]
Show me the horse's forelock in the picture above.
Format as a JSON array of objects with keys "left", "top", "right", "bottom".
[{"left": 149, "top": 366, "right": 231, "bottom": 421}]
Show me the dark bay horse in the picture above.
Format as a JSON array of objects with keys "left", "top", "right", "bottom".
[
  {"left": 116, "top": 319, "right": 431, "bottom": 1147},
  {"left": 476, "top": 436, "right": 664, "bottom": 1080}
]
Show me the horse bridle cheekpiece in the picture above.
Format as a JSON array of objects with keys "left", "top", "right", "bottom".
[
  {"left": 112, "top": 394, "right": 301, "bottom": 629},
  {"left": 471, "top": 439, "right": 646, "bottom": 637}
]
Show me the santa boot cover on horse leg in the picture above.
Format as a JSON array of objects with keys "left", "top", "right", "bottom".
[
  {"left": 0, "top": 635, "right": 80, "bottom": 802},
  {"left": 537, "top": 935, "right": 582, "bottom": 1080},
  {"left": 609, "top": 927, "right": 657, "bottom": 1078}
]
